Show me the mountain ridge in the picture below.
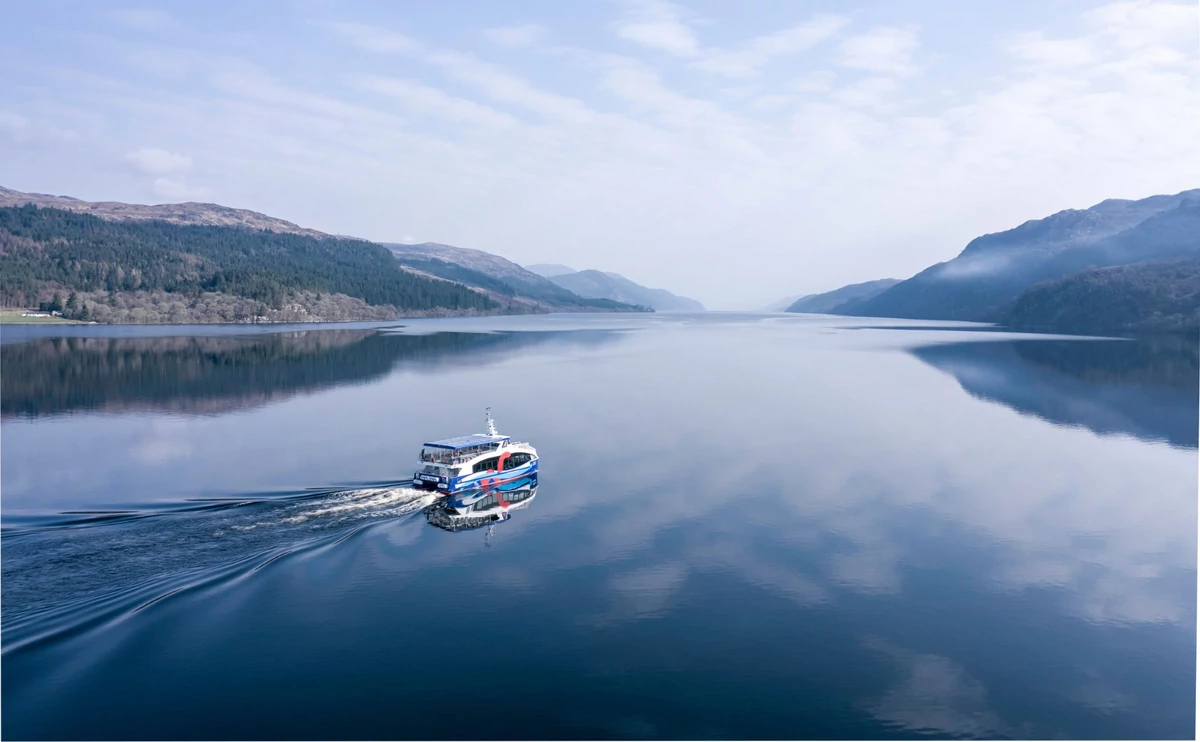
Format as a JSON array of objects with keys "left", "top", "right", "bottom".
[
  {"left": 387, "top": 243, "right": 650, "bottom": 313},
  {"left": 0, "top": 187, "right": 651, "bottom": 318},
  {"left": 785, "top": 279, "right": 900, "bottom": 314},
  {"left": 539, "top": 267, "right": 705, "bottom": 312},
  {"left": 0, "top": 186, "right": 327, "bottom": 238},
  {"left": 835, "top": 188, "right": 1200, "bottom": 323},
  {"left": 0, "top": 204, "right": 498, "bottom": 324}
]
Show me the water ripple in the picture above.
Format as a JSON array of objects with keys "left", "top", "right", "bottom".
[{"left": 1, "top": 483, "right": 437, "bottom": 656}]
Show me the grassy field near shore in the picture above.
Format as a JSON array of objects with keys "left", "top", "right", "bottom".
[{"left": 0, "top": 308, "right": 86, "bottom": 324}]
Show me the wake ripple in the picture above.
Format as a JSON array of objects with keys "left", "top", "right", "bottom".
[{"left": 1, "top": 483, "right": 438, "bottom": 656}]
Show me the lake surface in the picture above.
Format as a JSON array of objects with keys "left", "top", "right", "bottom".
[{"left": 2, "top": 314, "right": 1196, "bottom": 740}]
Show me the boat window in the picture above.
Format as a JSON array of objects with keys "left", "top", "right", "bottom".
[
  {"left": 473, "top": 457, "right": 500, "bottom": 473},
  {"left": 505, "top": 453, "right": 532, "bottom": 469}
]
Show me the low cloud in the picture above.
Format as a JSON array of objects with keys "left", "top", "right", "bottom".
[
  {"left": 0, "top": 111, "right": 30, "bottom": 143},
  {"left": 127, "top": 147, "right": 191, "bottom": 176},
  {"left": 152, "top": 177, "right": 210, "bottom": 201}
]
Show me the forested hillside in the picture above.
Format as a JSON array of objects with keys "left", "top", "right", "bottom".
[
  {"left": 0, "top": 205, "right": 496, "bottom": 322},
  {"left": 1006, "top": 260, "right": 1200, "bottom": 335}
]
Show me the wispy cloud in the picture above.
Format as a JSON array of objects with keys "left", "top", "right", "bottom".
[
  {"left": 357, "top": 76, "right": 518, "bottom": 128},
  {"left": 614, "top": 0, "right": 700, "bottom": 57},
  {"left": 694, "top": 14, "right": 848, "bottom": 77},
  {"left": 482, "top": 23, "right": 546, "bottom": 48},
  {"left": 615, "top": 3, "right": 846, "bottom": 78},
  {"left": 111, "top": 8, "right": 178, "bottom": 32},
  {"left": 837, "top": 26, "right": 922, "bottom": 77},
  {"left": 328, "top": 21, "right": 421, "bottom": 54}
]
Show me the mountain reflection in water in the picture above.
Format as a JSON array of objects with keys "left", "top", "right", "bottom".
[
  {"left": 1, "top": 328, "right": 624, "bottom": 419},
  {"left": 911, "top": 335, "right": 1198, "bottom": 449}
]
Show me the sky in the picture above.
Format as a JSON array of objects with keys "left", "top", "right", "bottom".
[{"left": 2, "top": 0, "right": 1198, "bottom": 309}]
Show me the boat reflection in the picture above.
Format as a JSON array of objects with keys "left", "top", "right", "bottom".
[{"left": 424, "top": 478, "right": 539, "bottom": 533}]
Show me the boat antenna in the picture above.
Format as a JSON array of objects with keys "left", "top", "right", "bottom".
[{"left": 486, "top": 407, "right": 498, "bottom": 437}]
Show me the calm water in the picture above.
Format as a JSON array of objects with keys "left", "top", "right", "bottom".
[{"left": 2, "top": 314, "right": 1195, "bottom": 740}]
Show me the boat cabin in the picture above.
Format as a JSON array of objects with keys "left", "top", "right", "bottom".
[{"left": 420, "top": 434, "right": 510, "bottom": 466}]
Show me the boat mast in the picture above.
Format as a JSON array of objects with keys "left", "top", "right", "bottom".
[{"left": 486, "top": 407, "right": 498, "bottom": 437}]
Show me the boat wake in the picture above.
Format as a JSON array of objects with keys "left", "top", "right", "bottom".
[
  {"left": 277, "top": 485, "right": 434, "bottom": 525},
  {"left": 1, "top": 483, "right": 438, "bottom": 656}
]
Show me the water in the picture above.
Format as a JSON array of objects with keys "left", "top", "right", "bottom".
[{"left": 1, "top": 314, "right": 1195, "bottom": 740}]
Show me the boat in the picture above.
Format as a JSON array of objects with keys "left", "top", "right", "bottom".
[{"left": 413, "top": 408, "right": 539, "bottom": 496}]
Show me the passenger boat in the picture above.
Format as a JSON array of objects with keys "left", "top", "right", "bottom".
[{"left": 413, "top": 409, "right": 538, "bottom": 496}]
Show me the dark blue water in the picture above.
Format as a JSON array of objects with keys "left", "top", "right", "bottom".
[{"left": 2, "top": 315, "right": 1195, "bottom": 740}]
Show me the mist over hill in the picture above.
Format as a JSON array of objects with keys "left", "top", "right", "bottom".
[{"left": 785, "top": 188, "right": 1200, "bottom": 334}]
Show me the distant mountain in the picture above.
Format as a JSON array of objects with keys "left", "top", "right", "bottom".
[
  {"left": 763, "top": 294, "right": 806, "bottom": 312},
  {"left": 836, "top": 189, "right": 1200, "bottom": 323},
  {"left": 0, "top": 185, "right": 326, "bottom": 238},
  {"left": 386, "top": 243, "right": 649, "bottom": 313},
  {"left": 545, "top": 269, "right": 704, "bottom": 312},
  {"left": 785, "top": 279, "right": 900, "bottom": 314},
  {"left": 525, "top": 263, "right": 577, "bottom": 278}
]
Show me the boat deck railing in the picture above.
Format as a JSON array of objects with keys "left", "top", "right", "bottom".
[{"left": 420, "top": 441, "right": 532, "bottom": 466}]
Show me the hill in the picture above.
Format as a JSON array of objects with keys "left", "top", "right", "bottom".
[
  {"left": 388, "top": 243, "right": 650, "bottom": 313},
  {"left": 0, "top": 186, "right": 651, "bottom": 320},
  {"left": 525, "top": 263, "right": 577, "bottom": 278},
  {"left": 0, "top": 205, "right": 496, "bottom": 324},
  {"left": 785, "top": 279, "right": 899, "bottom": 314},
  {"left": 1006, "top": 259, "right": 1200, "bottom": 335},
  {"left": 545, "top": 269, "right": 704, "bottom": 312},
  {"left": 835, "top": 189, "right": 1200, "bottom": 322},
  {"left": 0, "top": 185, "right": 326, "bottom": 237}
]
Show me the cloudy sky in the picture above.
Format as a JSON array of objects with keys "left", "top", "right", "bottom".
[{"left": 2, "top": 0, "right": 1197, "bottom": 308}]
